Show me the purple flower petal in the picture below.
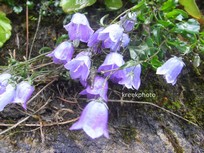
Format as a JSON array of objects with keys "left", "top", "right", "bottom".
[
  {"left": 0, "top": 73, "right": 11, "bottom": 94},
  {"left": 0, "top": 73, "right": 11, "bottom": 85},
  {"left": 98, "top": 24, "right": 126, "bottom": 51},
  {"left": 79, "top": 76, "right": 108, "bottom": 102},
  {"left": 64, "top": 51, "right": 91, "bottom": 82},
  {"left": 120, "top": 12, "right": 137, "bottom": 32},
  {"left": 119, "top": 64, "right": 141, "bottom": 90},
  {"left": 47, "top": 41, "right": 74, "bottom": 64},
  {"left": 0, "top": 84, "right": 15, "bottom": 111},
  {"left": 70, "top": 100, "right": 109, "bottom": 139},
  {"left": 156, "top": 56, "right": 185, "bottom": 85},
  {"left": 88, "top": 28, "right": 104, "bottom": 53},
  {"left": 98, "top": 52, "right": 125, "bottom": 83},
  {"left": 121, "top": 33, "right": 130, "bottom": 48},
  {"left": 64, "top": 13, "right": 94, "bottom": 43},
  {"left": 133, "top": 65, "right": 141, "bottom": 90},
  {"left": 13, "top": 81, "right": 34, "bottom": 109}
]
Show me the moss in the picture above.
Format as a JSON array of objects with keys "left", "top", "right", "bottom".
[
  {"left": 162, "top": 126, "right": 184, "bottom": 153},
  {"left": 119, "top": 126, "right": 137, "bottom": 144}
]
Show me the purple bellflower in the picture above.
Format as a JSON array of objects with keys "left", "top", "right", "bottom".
[
  {"left": 13, "top": 81, "right": 34, "bottom": 109},
  {"left": 64, "top": 51, "right": 91, "bottom": 82},
  {"left": 70, "top": 100, "right": 109, "bottom": 139},
  {"left": 120, "top": 12, "right": 137, "bottom": 32},
  {"left": 98, "top": 24, "right": 130, "bottom": 51},
  {"left": 47, "top": 41, "right": 74, "bottom": 64},
  {"left": 87, "top": 28, "right": 104, "bottom": 53},
  {"left": 156, "top": 56, "right": 185, "bottom": 85},
  {"left": 80, "top": 76, "right": 108, "bottom": 102},
  {"left": 122, "top": 33, "right": 130, "bottom": 48},
  {"left": 0, "top": 84, "right": 15, "bottom": 111},
  {"left": 98, "top": 52, "right": 125, "bottom": 83},
  {"left": 119, "top": 64, "right": 141, "bottom": 90},
  {"left": 0, "top": 73, "right": 11, "bottom": 94},
  {"left": 64, "top": 13, "right": 94, "bottom": 43}
]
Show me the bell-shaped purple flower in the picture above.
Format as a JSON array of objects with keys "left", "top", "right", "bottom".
[
  {"left": 0, "top": 84, "right": 15, "bottom": 111},
  {"left": 121, "top": 33, "right": 130, "bottom": 48},
  {"left": 98, "top": 24, "right": 129, "bottom": 51},
  {"left": 87, "top": 28, "right": 104, "bottom": 53},
  {"left": 98, "top": 52, "right": 125, "bottom": 83},
  {"left": 13, "top": 81, "right": 35, "bottom": 109},
  {"left": 156, "top": 56, "right": 185, "bottom": 85},
  {"left": 70, "top": 100, "right": 109, "bottom": 139},
  {"left": 79, "top": 76, "right": 108, "bottom": 102},
  {"left": 0, "top": 73, "right": 11, "bottom": 94},
  {"left": 119, "top": 64, "right": 141, "bottom": 90},
  {"left": 64, "top": 13, "right": 94, "bottom": 43},
  {"left": 120, "top": 12, "right": 137, "bottom": 32},
  {"left": 47, "top": 41, "right": 74, "bottom": 64},
  {"left": 64, "top": 51, "right": 91, "bottom": 82}
]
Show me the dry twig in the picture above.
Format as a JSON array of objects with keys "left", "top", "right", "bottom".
[{"left": 67, "top": 97, "right": 199, "bottom": 127}]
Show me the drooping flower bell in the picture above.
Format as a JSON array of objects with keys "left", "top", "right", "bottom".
[
  {"left": 0, "top": 84, "right": 15, "bottom": 111},
  {"left": 87, "top": 27, "right": 104, "bottom": 53},
  {"left": 70, "top": 100, "right": 109, "bottom": 139},
  {"left": 64, "top": 13, "right": 94, "bottom": 43},
  {"left": 156, "top": 56, "right": 185, "bottom": 85},
  {"left": 98, "top": 52, "right": 125, "bottom": 83},
  {"left": 80, "top": 76, "right": 108, "bottom": 102},
  {"left": 119, "top": 64, "right": 141, "bottom": 90},
  {"left": 47, "top": 41, "right": 74, "bottom": 64},
  {"left": 64, "top": 51, "right": 91, "bottom": 82},
  {"left": 13, "top": 81, "right": 35, "bottom": 109},
  {"left": 98, "top": 24, "right": 130, "bottom": 51},
  {"left": 0, "top": 73, "right": 11, "bottom": 94},
  {"left": 120, "top": 12, "right": 137, "bottom": 32}
]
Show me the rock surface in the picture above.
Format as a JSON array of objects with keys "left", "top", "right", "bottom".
[{"left": 0, "top": 104, "right": 203, "bottom": 153}]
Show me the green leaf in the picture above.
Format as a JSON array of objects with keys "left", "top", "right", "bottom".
[
  {"left": 165, "top": 9, "right": 188, "bottom": 20},
  {"left": 104, "top": 0, "right": 123, "bottom": 10},
  {"left": 152, "top": 27, "right": 161, "bottom": 44},
  {"left": 129, "top": 46, "right": 138, "bottom": 60},
  {"left": 157, "top": 20, "right": 174, "bottom": 28},
  {"left": 167, "top": 39, "right": 191, "bottom": 54},
  {"left": 131, "top": 0, "right": 146, "bottom": 11},
  {"left": 135, "top": 43, "right": 149, "bottom": 55},
  {"left": 56, "top": 34, "right": 69, "bottom": 45},
  {"left": 161, "top": 0, "right": 177, "bottom": 12},
  {"left": 176, "top": 19, "right": 200, "bottom": 34},
  {"left": 120, "top": 60, "right": 137, "bottom": 69},
  {"left": 60, "top": 0, "right": 96, "bottom": 13},
  {"left": 0, "top": 11, "right": 12, "bottom": 48},
  {"left": 179, "top": 0, "right": 202, "bottom": 20},
  {"left": 150, "top": 56, "right": 162, "bottom": 70}
]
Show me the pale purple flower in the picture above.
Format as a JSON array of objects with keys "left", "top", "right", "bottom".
[
  {"left": 119, "top": 65, "right": 141, "bottom": 90},
  {"left": 121, "top": 33, "right": 130, "bottom": 48},
  {"left": 0, "top": 84, "right": 15, "bottom": 111},
  {"left": 13, "top": 81, "right": 34, "bottom": 109},
  {"left": 0, "top": 73, "right": 11, "bottom": 94},
  {"left": 47, "top": 41, "right": 74, "bottom": 64},
  {"left": 70, "top": 100, "right": 109, "bottom": 139},
  {"left": 87, "top": 28, "right": 104, "bottom": 53},
  {"left": 120, "top": 12, "right": 137, "bottom": 32},
  {"left": 98, "top": 24, "right": 129, "bottom": 51},
  {"left": 80, "top": 76, "right": 108, "bottom": 102},
  {"left": 156, "top": 56, "right": 185, "bottom": 85},
  {"left": 64, "top": 13, "right": 94, "bottom": 43},
  {"left": 64, "top": 51, "right": 91, "bottom": 82},
  {"left": 98, "top": 52, "right": 125, "bottom": 83}
]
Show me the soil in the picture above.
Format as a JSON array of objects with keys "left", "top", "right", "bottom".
[{"left": 0, "top": 1, "right": 204, "bottom": 153}]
